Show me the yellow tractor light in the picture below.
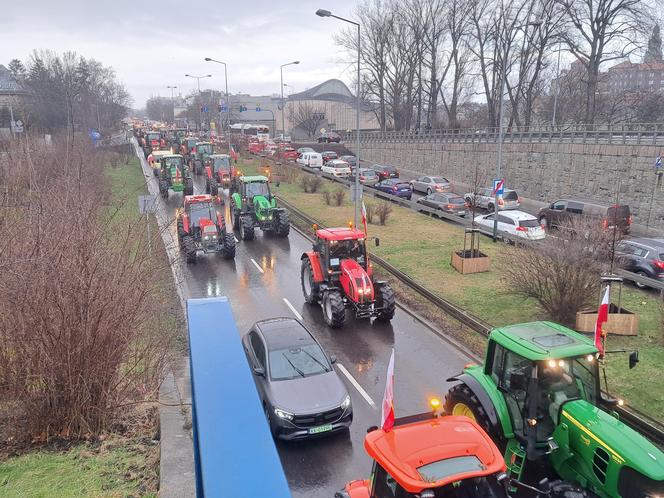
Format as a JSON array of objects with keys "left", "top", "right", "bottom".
[
  {"left": 547, "top": 359, "right": 557, "bottom": 368},
  {"left": 429, "top": 397, "right": 441, "bottom": 412}
]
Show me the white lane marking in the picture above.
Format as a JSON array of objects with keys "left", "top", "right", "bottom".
[
  {"left": 250, "top": 258, "right": 264, "bottom": 274},
  {"left": 234, "top": 235, "right": 239, "bottom": 243},
  {"left": 282, "top": 298, "right": 303, "bottom": 320},
  {"left": 336, "top": 362, "right": 377, "bottom": 409}
]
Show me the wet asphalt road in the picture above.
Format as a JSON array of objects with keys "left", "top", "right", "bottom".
[{"left": 138, "top": 149, "right": 475, "bottom": 497}]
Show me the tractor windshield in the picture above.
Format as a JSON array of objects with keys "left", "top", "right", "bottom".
[
  {"left": 188, "top": 203, "right": 215, "bottom": 227},
  {"left": 147, "top": 133, "right": 160, "bottom": 141},
  {"left": 244, "top": 181, "right": 270, "bottom": 198},
  {"left": 163, "top": 157, "right": 183, "bottom": 170},
  {"left": 329, "top": 239, "right": 365, "bottom": 265},
  {"left": 197, "top": 144, "right": 213, "bottom": 154},
  {"left": 212, "top": 156, "right": 230, "bottom": 173}
]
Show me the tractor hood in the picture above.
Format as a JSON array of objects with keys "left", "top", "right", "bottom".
[
  {"left": 253, "top": 195, "right": 275, "bottom": 220},
  {"left": 340, "top": 258, "right": 374, "bottom": 302},
  {"left": 559, "top": 399, "right": 664, "bottom": 479}
]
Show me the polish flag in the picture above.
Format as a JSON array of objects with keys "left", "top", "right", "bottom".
[
  {"left": 595, "top": 286, "right": 610, "bottom": 357},
  {"left": 381, "top": 349, "right": 395, "bottom": 432},
  {"left": 361, "top": 201, "right": 368, "bottom": 235}
]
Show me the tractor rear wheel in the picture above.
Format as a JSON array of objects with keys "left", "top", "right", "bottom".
[
  {"left": 274, "top": 210, "right": 290, "bottom": 237},
  {"left": 220, "top": 231, "right": 236, "bottom": 260},
  {"left": 184, "top": 177, "right": 194, "bottom": 196},
  {"left": 444, "top": 383, "right": 504, "bottom": 450},
  {"left": 301, "top": 258, "right": 320, "bottom": 304},
  {"left": 210, "top": 180, "right": 219, "bottom": 197},
  {"left": 375, "top": 284, "right": 396, "bottom": 321},
  {"left": 183, "top": 236, "right": 197, "bottom": 264},
  {"left": 159, "top": 179, "right": 169, "bottom": 199},
  {"left": 240, "top": 216, "right": 255, "bottom": 241},
  {"left": 323, "top": 290, "right": 346, "bottom": 328},
  {"left": 176, "top": 218, "right": 185, "bottom": 246}
]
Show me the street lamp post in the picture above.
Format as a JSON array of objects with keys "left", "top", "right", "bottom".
[
  {"left": 167, "top": 85, "right": 177, "bottom": 123},
  {"left": 185, "top": 74, "right": 212, "bottom": 132},
  {"left": 280, "top": 61, "right": 300, "bottom": 138},
  {"left": 492, "top": 20, "right": 541, "bottom": 241},
  {"left": 316, "top": 8, "right": 361, "bottom": 230},
  {"left": 204, "top": 58, "right": 232, "bottom": 155}
]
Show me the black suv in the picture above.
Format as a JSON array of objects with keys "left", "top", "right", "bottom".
[
  {"left": 372, "top": 164, "right": 399, "bottom": 180},
  {"left": 317, "top": 131, "right": 341, "bottom": 143},
  {"left": 538, "top": 198, "right": 631, "bottom": 234},
  {"left": 615, "top": 238, "right": 664, "bottom": 288}
]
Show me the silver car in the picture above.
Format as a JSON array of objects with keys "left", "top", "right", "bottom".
[
  {"left": 464, "top": 187, "right": 520, "bottom": 211},
  {"left": 409, "top": 175, "right": 452, "bottom": 194},
  {"left": 358, "top": 168, "right": 380, "bottom": 186}
]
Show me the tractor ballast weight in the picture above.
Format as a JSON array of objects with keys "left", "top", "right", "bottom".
[
  {"left": 176, "top": 194, "right": 235, "bottom": 263},
  {"left": 301, "top": 227, "right": 395, "bottom": 328},
  {"left": 230, "top": 176, "right": 290, "bottom": 240},
  {"left": 158, "top": 154, "right": 194, "bottom": 199},
  {"left": 444, "top": 321, "right": 664, "bottom": 498}
]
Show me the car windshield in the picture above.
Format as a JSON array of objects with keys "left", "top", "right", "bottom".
[
  {"left": 448, "top": 196, "right": 465, "bottom": 205},
  {"left": 519, "top": 219, "right": 540, "bottom": 228},
  {"left": 269, "top": 343, "right": 330, "bottom": 380},
  {"left": 245, "top": 181, "right": 270, "bottom": 197},
  {"left": 504, "top": 191, "right": 518, "bottom": 201},
  {"left": 431, "top": 177, "right": 448, "bottom": 183},
  {"left": 197, "top": 144, "right": 213, "bottom": 154},
  {"left": 396, "top": 183, "right": 409, "bottom": 189},
  {"left": 212, "top": 157, "right": 230, "bottom": 172},
  {"left": 188, "top": 203, "right": 215, "bottom": 227},
  {"left": 362, "top": 170, "right": 377, "bottom": 177}
]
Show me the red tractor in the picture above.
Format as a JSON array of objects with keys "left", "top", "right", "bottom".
[
  {"left": 176, "top": 195, "right": 236, "bottom": 263},
  {"left": 300, "top": 227, "right": 395, "bottom": 327},
  {"left": 335, "top": 401, "right": 511, "bottom": 498},
  {"left": 205, "top": 154, "right": 232, "bottom": 196}
]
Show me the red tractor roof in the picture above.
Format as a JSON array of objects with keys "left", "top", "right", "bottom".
[
  {"left": 184, "top": 194, "right": 214, "bottom": 206},
  {"left": 316, "top": 227, "right": 366, "bottom": 241},
  {"left": 364, "top": 415, "right": 506, "bottom": 493}
]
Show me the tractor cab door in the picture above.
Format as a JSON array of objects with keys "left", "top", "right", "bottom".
[
  {"left": 370, "top": 463, "right": 412, "bottom": 498},
  {"left": 492, "top": 345, "right": 533, "bottom": 441}
]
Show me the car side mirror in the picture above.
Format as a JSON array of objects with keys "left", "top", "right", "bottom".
[
  {"left": 375, "top": 238, "right": 380, "bottom": 247},
  {"left": 629, "top": 351, "right": 639, "bottom": 369},
  {"left": 253, "top": 366, "right": 265, "bottom": 377},
  {"left": 329, "top": 354, "right": 337, "bottom": 364}
]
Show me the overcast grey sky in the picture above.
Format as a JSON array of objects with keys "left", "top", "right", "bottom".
[{"left": 1, "top": 0, "right": 359, "bottom": 107}]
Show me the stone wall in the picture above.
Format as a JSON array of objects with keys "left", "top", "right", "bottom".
[{"left": 359, "top": 140, "right": 664, "bottom": 228}]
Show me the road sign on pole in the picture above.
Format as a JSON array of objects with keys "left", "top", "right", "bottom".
[
  {"left": 493, "top": 178, "right": 505, "bottom": 196},
  {"left": 656, "top": 156, "right": 662, "bottom": 170},
  {"left": 138, "top": 195, "right": 155, "bottom": 214},
  {"left": 255, "top": 107, "right": 261, "bottom": 112}
]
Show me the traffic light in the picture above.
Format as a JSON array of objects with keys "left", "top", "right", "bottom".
[{"left": 239, "top": 105, "right": 247, "bottom": 112}]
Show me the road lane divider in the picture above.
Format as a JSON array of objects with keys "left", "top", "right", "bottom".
[
  {"left": 282, "top": 298, "right": 303, "bottom": 321},
  {"left": 336, "top": 362, "right": 377, "bottom": 409},
  {"left": 250, "top": 258, "right": 264, "bottom": 274}
]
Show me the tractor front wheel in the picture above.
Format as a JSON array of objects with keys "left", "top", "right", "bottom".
[
  {"left": 274, "top": 210, "right": 290, "bottom": 237},
  {"left": 375, "top": 284, "right": 395, "bottom": 321},
  {"left": 444, "top": 383, "right": 503, "bottom": 450},
  {"left": 301, "top": 258, "right": 320, "bottom": 304},
  {"left": 159, "top": 179, "right": 169, "bottom": 199},
  {"left": 184, "top": 178, "right": 194, "bottom": 196},
  {"left": 323, "top": 290, "right": 346, "bottom": 328},
  {"left": 182, "top": 236, "right": 197, "bottom": 264},
  {"left": 210, "top": 180, "right": 219, "bottom": 197},
  {"left": 220, "top": 231, "right": 236, "bottom": 260},
  {"left": 176, "top": 218, "right": 185, "bottom": 246},
  {"left": 240, "top": 216, "right": 255, "bottom": 241}
]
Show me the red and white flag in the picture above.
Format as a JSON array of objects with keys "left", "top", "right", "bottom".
[
  {"left": 595, "top": 285, "right": 610, "bottom": 357},
  {"left": 381, "top": 349, "right": 395, "bottom": 432},
  {"left": 361, "top": 201, "right": 368, "bottom": 235}
]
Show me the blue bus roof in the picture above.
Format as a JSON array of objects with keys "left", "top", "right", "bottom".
[{"left": 187, "top": 297, "right": 292, "bottom": 498}]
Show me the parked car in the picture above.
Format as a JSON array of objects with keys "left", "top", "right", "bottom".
[
  {"left": 464, "top": 187, "right": 520, "bottom": 211},
  {"left": 339, "top": 155, "right": 357, "bottom": 169},
  {"left": 321, "top": 151, "right": 338, "bottom": 164},
  {"left": 297, "top": 152, "right": 323, "bottom": 169},
  {"left": 318, "top": 131, "right": 341, "bottom": 143},
  {"left": 297, "top": 147, "right": 315, "bottom": 158},
  {"left": 409, "top": 175, "right": 451, "bottom": 194},
  {"left": 358, "top": 168, "right": 380, "bottom": 186},
  {"left": 474, "top": 210, "right": 545, "bottom": 240},
  {"left": 278, "top": 147, "right": 299, "bottom": 161},
  {"left": 538, "top": 198, "right": 632, "bottom": 234},
  {"left": 615, "top": 238, "right": 664, "bottom": 288},
  {"left": 322, "top": 159, "right": 352, "bottom": 178},
  {"left": 374, "top": 179, "right": 412, "bottom": 200},
  {"left": 372, "top": 164, "right": 399, "bottom": 180},
  {"left": 416, "top": 193, "right": 466, "bottom": 217},
  {"left": 242, "top": 317, "right": 352, "bottom": 440}
]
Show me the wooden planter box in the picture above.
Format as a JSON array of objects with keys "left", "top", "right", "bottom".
[
  {"left": 451, "top": 250, "right": 490, "bottom": 274},
  {"left": 575, "top": 304, "right": 639, "bottom": 336}
]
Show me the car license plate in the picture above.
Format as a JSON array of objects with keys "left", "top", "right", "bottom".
[{"left": 308, "top": 424, "right": 333, "bottom": 434}]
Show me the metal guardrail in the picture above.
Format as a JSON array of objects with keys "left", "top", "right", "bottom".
[
  {"left": 276, "top": 186, "right": 664, "bottom": 447},
  {"left": 341, "top": 123, "right": 664, "bottom": 146}
]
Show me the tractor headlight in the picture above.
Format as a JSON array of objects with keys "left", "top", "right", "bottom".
[
  {"left": 341, "top": 395, "right": 351, "bottom": 410},
  {"left": 212, "top": 234, "right": 217, "bottom": 239},
  {"left": 274, "top": 408, "right": 294, "bottom": 420},
  {"left": 269, "top": 215, "right": 273, "bottom": 220},
  {"left": 204, "top": 235, "right": 210, "bottom": 241}
]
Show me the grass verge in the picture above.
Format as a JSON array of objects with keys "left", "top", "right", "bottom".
[{"left": 241, "top": 156, "right": 664, "bottom": 421}]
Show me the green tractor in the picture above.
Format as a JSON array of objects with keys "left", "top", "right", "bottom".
[
  {"left": 158, "top": 154, "right": 194, "bottom": 198},
  {"left": 230, "top": 176, "right": 289, "bottom": 240},
  {"left": 190, "top": 141, "right": 215, "bottom": 176},
  {"left": 445, "top": 321, "right": 664, "bottom": 498}
]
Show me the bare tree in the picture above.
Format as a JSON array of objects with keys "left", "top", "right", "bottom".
[{"left": 287, "top": 102, "right": 327, "bottom": 138}]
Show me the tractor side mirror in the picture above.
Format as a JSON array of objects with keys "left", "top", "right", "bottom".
[
  {"left": 252, "top": 366, "right": 265, "bottom": 377},
  {"left": 375, "top": 238, "right": 380, "bottom": 247},
  {"left": 329, "top": 354, "right": 337, "bottom": 364},
  {"left": 629, "top": 351, "right": 639, "bottom": 369}
]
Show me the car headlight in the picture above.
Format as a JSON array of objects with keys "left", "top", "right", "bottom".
[
  {"left": 341, "top": 395, "right": 351, "bottom": 410},
  {"left": 274, "top": 408, "right": 294, "bottom": 420}
]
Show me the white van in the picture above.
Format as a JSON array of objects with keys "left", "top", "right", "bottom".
[{"left": 297, "top": 152, "right": 323, "bottom": 169}]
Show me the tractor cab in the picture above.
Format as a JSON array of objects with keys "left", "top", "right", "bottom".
[
  {"left": 161, "top": 154, "right": 186, "bottom": 176},
  {"left": 209, "top": 154, "right": 231, "bottom": 176},
  {"left": 177, "top": 194, "right": 234, "bottom": 262},
  {"left": 183, "top": 195, "right": 221, "bottom": 236},
  {"left": 145, "top": 132, "right": 161, "bottom": 147},
  {"left": 195, "top": 141, "right": 214, "bottom": 156},
  {"left": 336, "top": 409, "right": 508, "bottom": 498},
  {"left": 314, "top": 227, "right": 369, "bottom": 274}
]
